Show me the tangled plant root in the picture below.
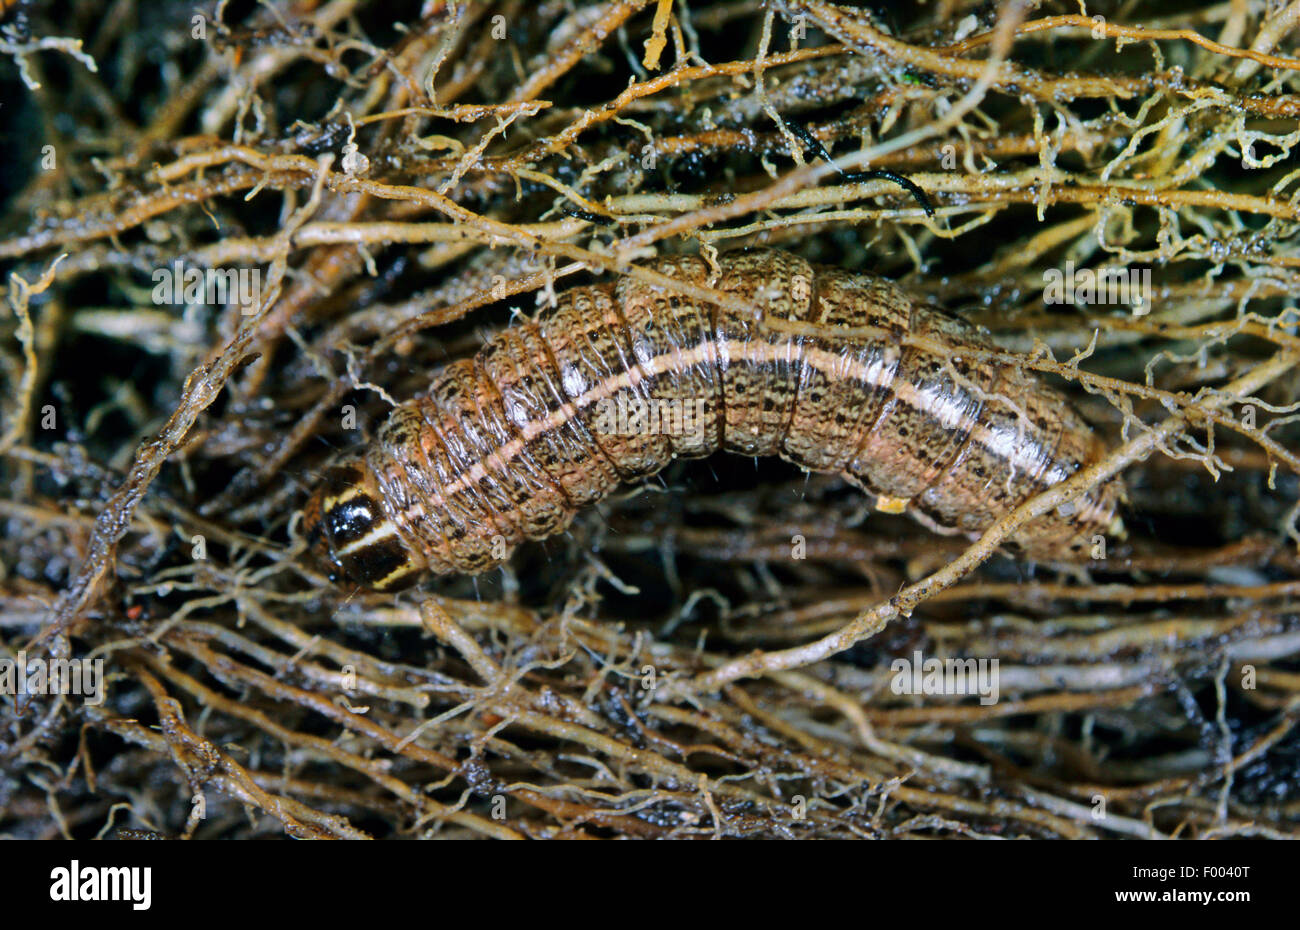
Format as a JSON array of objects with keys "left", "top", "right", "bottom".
[{"left": 2, "top": 0, "right": 1300, "bottom": 839}]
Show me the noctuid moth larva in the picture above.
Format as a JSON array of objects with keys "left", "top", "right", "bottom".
[{"left": 302, "top": 250, "right": 1125, "bottom": 591}]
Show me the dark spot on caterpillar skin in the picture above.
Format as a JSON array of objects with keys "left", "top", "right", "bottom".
[
  {"left": 325, "top": 495, "right": 377, "bottom": 546},
  {"left": 303, "top": 249, "right": 1126, "bottom": 590}
]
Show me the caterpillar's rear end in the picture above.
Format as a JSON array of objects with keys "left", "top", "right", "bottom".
[{"left": 302, "top": 250, "right": 1124, "bottom": 591}]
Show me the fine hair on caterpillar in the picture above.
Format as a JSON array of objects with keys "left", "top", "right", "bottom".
[{"left": 302, "top": 249, "right": 1126, "bottom": 591}]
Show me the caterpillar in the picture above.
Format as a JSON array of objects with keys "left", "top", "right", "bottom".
[{"left": 302, "top": 250, "right": 1125, "bottom": 591}]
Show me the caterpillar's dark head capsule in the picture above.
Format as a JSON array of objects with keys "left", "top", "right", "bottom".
[{"left": 302, "top": 463, "right": 423, "bottom": 591}]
